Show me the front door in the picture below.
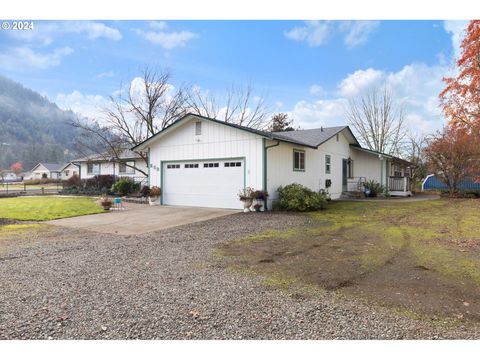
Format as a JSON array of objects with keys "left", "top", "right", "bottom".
[{"left": 342, "top": 159, "right": 348, "bottom": 191}]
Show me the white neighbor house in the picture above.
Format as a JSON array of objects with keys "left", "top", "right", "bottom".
[
  {"left": 73, "top": 150, "right": 148, "bottom": 184},
  {"left": 30, "top": 162, "right": 79, "bottom": 180},
  {"left": 132, "top": 113, "right": 412, "bottom": 210}
]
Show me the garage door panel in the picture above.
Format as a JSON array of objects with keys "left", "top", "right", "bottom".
[{"left": 163, "top": 160, "right": 244, "bottom": 209}]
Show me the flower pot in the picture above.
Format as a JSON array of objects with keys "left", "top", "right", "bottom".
[
  {"left": 103, "top": 205, "right": 111, "bottom": 210},
  {"left": 242, "top": 198, "right": 253, "bottom": 212},
  {"left": 149, "top": 196, "right": 160, "bottom": 206}
]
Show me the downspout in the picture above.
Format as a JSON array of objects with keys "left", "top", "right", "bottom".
[{"left": 264, "top": 139, "right": 280, "bottom": 211}]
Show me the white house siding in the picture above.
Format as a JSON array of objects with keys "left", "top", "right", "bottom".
[
  {"left": 61, "top": 164, "right": 79, "bottom": 180},
  {"left": 349, "top": 148, "right": 386, "bottom": 186},
  {"left": 266, "top": 130, "right": 352, "bottom": 202},
  {"left": 79, "top": 159, "right": 148, "bottom": 182},
  {"left": 147, "top": 118, "right": 265, "bottom": 204},
  {"left": 32, "top": 164, "right": 59, "bottom": 180}
]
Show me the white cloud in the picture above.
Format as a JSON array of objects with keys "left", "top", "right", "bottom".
[
  {"left": 8, "top": 21, "right": 122, "bottom": 45},
  {"left": 339, "top": 21, "right": 380, "bottom": 48},
  {"left": 0, "top": 46, "right": 73, "bottom": 71},
  {"left": 443, "top": 20, "right": 469, "bottom": 60},
  {"left": 134, "top": 22, "right": 197, "bottom": 50},
  {"left": 337, "top": 68, "right": 384, "bottom": 97},
  {"left": 284, "top": 21, "right": 331, "bottom": 47},
  {"left": 55, "top": 90, "right": 107, "bottom": 120},
  {"left": 97, "top": 71, "right": 115, "bottom": 78},
  {"left": 309, "top": 84, "right": 325, "bottom": 96},
  {"left": 290, "top": 63, "right": 449, "bottom": 134},
  {"left": 284, "top": 20, "right": 379, "bottom": 48}
]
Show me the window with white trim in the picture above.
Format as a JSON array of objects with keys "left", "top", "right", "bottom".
[
  {"left": 325, "top": 155, "right": 331, "bottom": 174},
  {"left": 184, "top": 163, "right": 199, "bottom": 168},
  {"left": 119, "top": 161, "right": 135, "bottom": 174},
  {"left": 167, "top": 164, "right": 180, "bottom": 169},
  {"left": 293, "top": 149, "right": 305, "bottom": 171},
  {"left": 87, "top": 163, "right": 100, "bottom": 174}
]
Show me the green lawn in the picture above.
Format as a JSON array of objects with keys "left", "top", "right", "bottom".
[
  {"left": 219, "top": 199, "right": 480, "bottom": 322},
  {"left": 0, "top": 196, "right": 105, "bottom": 221}
]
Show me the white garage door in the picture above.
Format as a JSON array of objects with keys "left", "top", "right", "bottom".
[{"left": 162, "top": 159, "right": 244, "bottom": 209}]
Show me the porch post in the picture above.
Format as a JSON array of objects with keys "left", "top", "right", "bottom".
[{"left": 403, "top": 177, "right": 407, "bottom": 193}]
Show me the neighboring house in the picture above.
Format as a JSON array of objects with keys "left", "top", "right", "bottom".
[
  {"left": 59, "top": 162, "right": 80, "bottom": 180},
  {"left": 30, "top": 163, "right": 66, "bottom": 180},
  {"left": 132, "top": 113, "right": 412, "bottom": 210},
  {"left": 422, "top": 174, "right": 480, "bottom": 191},
  {"left": 73, "top": 150, "right": 148, "bottom": 184},
  {"left": 0, "top": 172, "right": 21, "bottom": 182}
]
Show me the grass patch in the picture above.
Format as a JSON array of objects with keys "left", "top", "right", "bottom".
[
  {"left": 0, "top": 196, "right": 104, "bottom": 221},
  {"left": 219, "top": 199, "right": 480, "bottom": 322}
]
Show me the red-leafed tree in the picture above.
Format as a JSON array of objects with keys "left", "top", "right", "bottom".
[
  {"left": 440, "top": 20, "right": 480, "bottom": 129},
  {"left": 424, "top": 126, "right": 480, "bottom": 195},
  {"left": 10, "top": 162, "right": 23, "bottom": 174}
]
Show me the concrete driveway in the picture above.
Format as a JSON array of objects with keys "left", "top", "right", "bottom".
[{"left": 47, "top": 204, "right": 238, "bottom": 235}]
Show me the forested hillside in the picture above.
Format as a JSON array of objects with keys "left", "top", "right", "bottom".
[{"left": 0, "top": 75, "right": 80, "bottom": 170}]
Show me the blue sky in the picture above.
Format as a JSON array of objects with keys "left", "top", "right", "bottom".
[{"left": 0, "top": 20, "right": 469, "bottom": 133}]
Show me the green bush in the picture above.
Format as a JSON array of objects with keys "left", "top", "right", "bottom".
[
  {"left": 277, "top": 183, "right": 328, "bottom": 212},
  {"left": 362, "top": 180, "right": 385, "bottom": 197},
  {"left": 112, "top": 177, "right": 140, "bottom": 196}
]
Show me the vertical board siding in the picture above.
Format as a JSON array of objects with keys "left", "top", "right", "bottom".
[{"left": 148, "top": 119, "right": 264, "bottom": 193}]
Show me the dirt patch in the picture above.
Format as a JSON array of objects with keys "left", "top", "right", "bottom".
[{"left": 218, "top": 199, "right": 480, "bottom": 322}]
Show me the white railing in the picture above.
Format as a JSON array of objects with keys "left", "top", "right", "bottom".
[
  {"left": 389, "top": 176, "right": 411, "bottom": 192},
  {"left": 346, "top": 177, "right": 366, "bottom": 192}
]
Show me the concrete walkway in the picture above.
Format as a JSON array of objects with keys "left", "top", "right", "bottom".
[{"left": 47, "top": 204, "right": 239, "bottom": 235}]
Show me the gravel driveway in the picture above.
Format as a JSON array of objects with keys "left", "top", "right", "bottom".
[{"left": 0, "top": 213, "right": 479, "bottom": 339}]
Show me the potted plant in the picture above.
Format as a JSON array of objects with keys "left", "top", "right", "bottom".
[
  {"left": 100, "top": 196, "right": 112, "bottom": 210},
  {"left": 149, "top": 186, "right": 161, "bottom": 206},
  {"left": 238, "top": 187, "right": 254, "bottom": 212},
  {"left": 251, "top": 190, "right": 269, "bottom": 211}
]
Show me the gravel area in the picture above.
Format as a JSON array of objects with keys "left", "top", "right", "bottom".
[{"left": 0, "top": 212, "right": 479, "bottom": 339}]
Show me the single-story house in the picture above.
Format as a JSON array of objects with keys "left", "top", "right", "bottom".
[
  {"left": 72, "top": 150, "right": 148, "bottom": 184},
  {"left": 30, "top": 162, "right": 79, "bottom": 180},
  {"left": 0, "top": 172, "right": 21, "bottom": 182},
  {"left": 31, "top": 163, "right": 65, "bottom": 180},
  {"left": 132, "top": 113, "right": 412, "bottom": 210},
  {"left": 60, "top": 162, "right": 80, "bottom": 180}
]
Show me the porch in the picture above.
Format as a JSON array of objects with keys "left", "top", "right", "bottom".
[{"left": 388, "top": 176, "right": 412, "bottom": 197}]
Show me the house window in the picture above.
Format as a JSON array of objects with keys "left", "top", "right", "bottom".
[
  {"left": 393, "top": 164, "right": 402, "bottom": 177},
  {"left": 325, "top": 155, "right": 331, "bottom": 174},
  {"left": 65, "top": 170, "right": 70, "bottom": 177},
  {"left": 167, "top": 164, "right": 180, "bottom": 169},
  {"left": 224, "top": 162, "right": 242, "bottom": 167},
  {"left": 336, "top": 133, "right": 339, "bottom": 142},
  {"left": 184, "top": 163, "right": 199, "bottom": 169},
  {"left": 203, "top": 162, "right": 219, "bottom": 168},
  {"left": 293, "top": 149, "right": 305, "bottom": 171},
  {"left": 87, "top": 163, "right": 100, "bottom": 174},
  {"left": 195, "top": 121, "right": 202, "bottom": 135},
  {"left": 119, "top": 161, "right": 135, "bottom": 174}
]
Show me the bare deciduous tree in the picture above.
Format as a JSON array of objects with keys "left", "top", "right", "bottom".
[
  {"left": 345, "top": 85, "right": 407, "bottom": 156},
  {"left": 402, "top": 132, "right": 428, "bottom": 189},
  {"left": 187, "top": 84, "right": 270, "bottom": 129},
  {"left": 72, "top": 67, "right": 190, "bottom": 176}
]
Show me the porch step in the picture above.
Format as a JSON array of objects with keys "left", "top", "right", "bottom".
[{"left": 341, "top": 191, "right": 365, "bottom": 199}]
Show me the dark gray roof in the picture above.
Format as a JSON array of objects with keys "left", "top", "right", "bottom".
[
  {"left": 272, "top": 126, "right": 354, "bottom": 147},
  {"left": 36, "top": 163, "right": 65, "bottom": 171},
  {"left": 73, "top": 149, "right": 142, "bottom": 162}
]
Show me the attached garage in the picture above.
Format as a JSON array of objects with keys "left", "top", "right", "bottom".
[{"left": 162, "top": 158, "right": 245, "bottom": 209}]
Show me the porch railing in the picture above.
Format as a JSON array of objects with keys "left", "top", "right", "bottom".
[
  {"left": 346, "top": 177, "right": 367, "bottom": 192},
  {"left": 388, "top": 176, "right": 411, "bottom": 192}
]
